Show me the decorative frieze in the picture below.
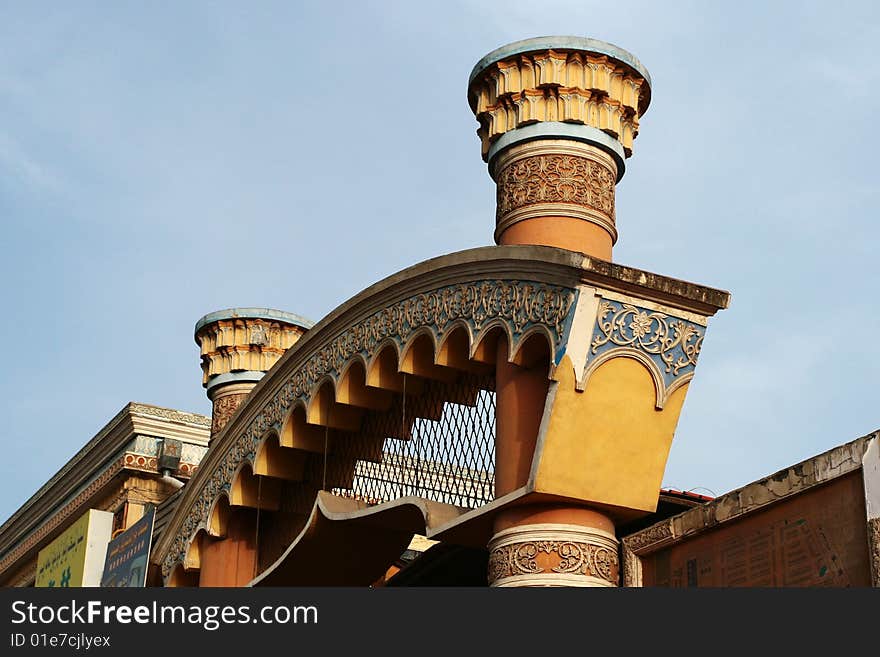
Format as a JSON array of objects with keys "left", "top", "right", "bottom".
[
  {"left": 492, "top": 140, "right": 618, "bottom": 245},
  {"left": 497, "top": 154, "right": 614, "bottom": 217},
  {"left": 622, "top": 520, "right": 675, "bottom": 555},
  {"left": 0, "top": 460, "right": 125, "bottom": 577},
  {"left": 622, "top": 544, "right": 642, "bottom": 587},
  {"left": 129, "top": 403, "right": 211, "bottom": 427},
  {"left": 869, "top": 517, "right": 880, "bottom": 587},
  {"left": 211, "top": 392, "right": 250, "bottom": 436},
  {"left": 488, "top": 523, "right": 619, "bottom": 587},
  {"left": 591, "top": 299, "right": 703, "bottom": 375},
  {"left": 122, "top": 453, "right": 200, "bottom": 479},
  {"left": 127, "top": 435, "right": 208, "bottom": 472}
]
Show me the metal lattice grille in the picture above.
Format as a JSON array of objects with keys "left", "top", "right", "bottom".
[{"left": 328, "top": 373, "right": 496, "bottom": 509}]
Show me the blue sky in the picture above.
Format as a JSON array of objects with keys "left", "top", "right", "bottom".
[{"left": 1, "top": 1, "right": 878, "bottom": 523}]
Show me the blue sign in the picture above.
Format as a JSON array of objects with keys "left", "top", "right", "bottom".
[{"left": 100, "top": 506, "right": 155, "bottom": 587}]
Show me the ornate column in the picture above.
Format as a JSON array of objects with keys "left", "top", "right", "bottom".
[
  {"left": 195, "top": 308, "right": 313, "bottom": 441},
  {"left": 488, "top": 507, "right": 619, "bottom": 587},
  {"left": 468, "top": 36, "right": 650, "bottom": 261},
  {"left": 469, "top": 38, "right": 657, "bottom": 587},
  {"left": 493, "top": 139, "right": 618, "bottom": 257}
]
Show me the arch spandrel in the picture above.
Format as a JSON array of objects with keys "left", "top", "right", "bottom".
[
  {"left": 510, "top": 326, "right": 555, "bottom": 369},
  {"left": 400, "top": 330, "right": 459, "bottom": 383},
  {"left": 437, "top": 322, "right": 492, "bottom": 374},
  {"left": 579, "top": 294, "right": 706, "bottom": 408}
]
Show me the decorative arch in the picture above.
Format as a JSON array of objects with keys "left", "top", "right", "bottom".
[
  {"left": 582, "top": 295, "right": 704, "bottom": 408},
  {"left": 280, "top": 404, "right": 326, "bottom": 453},
  {"left": 207, "top": 493, "right": 231, "bottom": 538},
  {"left": 471, "top": 321, "right": 514, "bottom": 365},
  {"left": 183, "top": 529, "right": 204, "bottom": 571},
  {"left": 336, "top": 357, "right": 392, "bottom": 411},
  {"left": 581, "top": 348, "right": 667, "bottom": 408},
  {"left": 156, "top": 275, "right": 579, "bottom": 580},
  {"left": 510, "top": 326, "right": 555, "bottom": 369},
  {"left": 254, "top": 430, "right": 306, "bottom": 481},
  {"left": 166, "top": 562, "right": 199, "bottom": 587},
  {"left": 229, "top": 462, "right": 280, "bottom": 511}
]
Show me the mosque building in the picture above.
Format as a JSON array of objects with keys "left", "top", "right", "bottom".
[{"left": 1, "top": 36, "right": 876, "bottom": 588}]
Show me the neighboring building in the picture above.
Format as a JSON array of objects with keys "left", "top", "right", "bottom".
[
  {"left": 1, "top": 35, "right": 877, "bottom": 588},
  {"left": 624, "top": 435, "right": 879, "bottom": 587},
  {"left": 0, "top": 403, "right": 210, "bottom": 587}
]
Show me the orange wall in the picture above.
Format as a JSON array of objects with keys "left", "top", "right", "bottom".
[
  {"left": 642, "top": 473, "right": 870, "bottom": 587},
  {"left": 199, "top": 508, "right": 258, "bottom": 587}
]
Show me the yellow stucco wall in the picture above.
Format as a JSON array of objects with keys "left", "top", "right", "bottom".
[{"left": 533, "top": 355, "right": 689, "bottom": 512}]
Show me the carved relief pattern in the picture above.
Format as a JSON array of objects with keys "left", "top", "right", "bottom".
[
  {"left": 869, "top": 517, "right": 880, "bottom": 588},
  {"left": 622, "top": 545, "right": 641, "bottom": 587},
  {"left": 496, "top": 154, "right": 615, "bottom": 220},
  {"left": 197, "top": 318, "right": 301, "bottom": 386},
  {"left": 124, "top": 454, "right": 158, "bottom": 471},
  {"left": 488, "top": 539, "right": 619, "bottom": 585},
  {"left": 129, "top": 403, "right": 211, "bottom": 427},
  {"left": 211, "top": 393, "right": 249, "bottom": 436},
  {"left": 590, "top": 299, "right": 703, "bottom": 386},
  {"left": 122, "top": 453, "right": 199, "bottom": 478},
  {"left": 468, "top": 50, "right": 647, "bottom": 159},
  {"left": 161, "top": 280, "right": 578, "bottom": 577},
  {"left": 623, "top": 521, "right": 674, "bottom": 554}
]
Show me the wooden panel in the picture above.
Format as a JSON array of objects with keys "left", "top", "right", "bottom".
[{"left": 642, "top": 472, "right": 870, "bottom": 587}]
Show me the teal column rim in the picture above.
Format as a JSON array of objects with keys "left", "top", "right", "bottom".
[
  {"left": 487, "top": 122, "right": 627, "bottom": 182},
  {"left": 468, "top": 36, "right": 652, "bottom": 90}
]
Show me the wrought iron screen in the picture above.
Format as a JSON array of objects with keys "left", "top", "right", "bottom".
[{"left": 328, "top": 373, "right": 496, "bottom": 509}]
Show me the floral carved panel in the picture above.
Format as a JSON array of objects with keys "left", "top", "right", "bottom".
[
  {"left": 584, "top": 298, "right": 705, "bottom": 406},
  {"left": 496, "top": 154, "right": 615, "bottom": 222}
]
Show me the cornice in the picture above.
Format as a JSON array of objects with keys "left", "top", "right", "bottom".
[
  {"left": 0, "top": 406, "right": 132, "bottom": 555},
  {"left": 0, "top": 462, "right": 127, "bottom": 580},
  {"left": 0, "top": 403, "right": 209, "bottom": 564}
]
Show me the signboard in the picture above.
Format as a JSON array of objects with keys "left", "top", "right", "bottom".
[
  {"left": 100, "top": 505, "right": 156, "bottom": 587},
  {"left": 35, "top": 509, "right": 114, "bottom": 587}
]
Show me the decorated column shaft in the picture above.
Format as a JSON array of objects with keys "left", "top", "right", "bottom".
[
  {"left": 468, "top": 37, "right": 727, "bottom": 587},
  {"left": 195, "top": 308, "right": 313, "bottom": 440}
]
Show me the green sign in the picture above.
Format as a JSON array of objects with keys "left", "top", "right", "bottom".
[{"left": 35, "top": 509, "right": 113, "bottom": 587}]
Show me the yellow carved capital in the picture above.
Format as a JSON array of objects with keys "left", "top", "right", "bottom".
[
  {"left": 195, "top": 316, "right": 307, "bottom": 387},
  {"left": 468, "top": 42, "right": 650, "bottom": 161}
]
